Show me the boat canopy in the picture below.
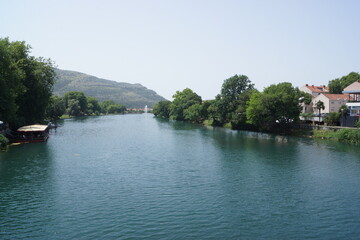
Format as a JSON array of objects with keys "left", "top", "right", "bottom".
[{"left": 17, "top": 124, "right": 49, "bottom": 132}]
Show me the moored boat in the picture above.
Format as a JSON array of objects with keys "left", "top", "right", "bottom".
[{"left": 6, "top": 124, "right": 50, "bottom": 143}]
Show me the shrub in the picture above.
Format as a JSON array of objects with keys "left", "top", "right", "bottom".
[{"left": 0, "top": 134, "right": 9, "bottom": 150}]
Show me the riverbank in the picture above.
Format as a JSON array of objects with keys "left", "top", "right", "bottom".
[{"left": 204, "top": 119, "right": 360, "bottom": 144}]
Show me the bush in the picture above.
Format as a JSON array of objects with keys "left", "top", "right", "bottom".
[
  {"left": 355, "top": 121, "right": 360, "bottom": 128},
  {"left": 0, "top": 134, "right": 9, "bottom": 150},
  {"left": 324, "top": 112, "right": 341, "bottom": 126}
]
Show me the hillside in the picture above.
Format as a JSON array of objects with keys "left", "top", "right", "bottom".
[{"left": 53, "top": 69, "right": 166, "bottom": 108}]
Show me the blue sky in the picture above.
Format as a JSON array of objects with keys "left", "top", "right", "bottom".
[{"left": 1, "top": 0, "right": 360, "bottom": 100}]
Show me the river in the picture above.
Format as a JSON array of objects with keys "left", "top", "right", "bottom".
[{"left": 1, "top": 114, "right": 360, "bottom": 239}]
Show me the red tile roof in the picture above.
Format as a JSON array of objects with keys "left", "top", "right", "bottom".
[
  {"left": 321, "top": 93, "right": 350, "bottom": 101},
  {"left": 304, "top": 85, "right": 329, "bottom": 93},
  {"left": 343, "top": 81, "right": 360, "bottom": 92}
]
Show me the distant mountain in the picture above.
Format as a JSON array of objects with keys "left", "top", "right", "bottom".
[{"left": 53, "top": 69, "right": 166, "bottom": 108}]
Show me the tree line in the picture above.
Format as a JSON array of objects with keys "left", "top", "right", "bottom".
[
  {"left": 153, "top": 74, "right": 335, "bottom": 131},
  {"left": 47, "top": 92, "right": 126, "bottom": 120},
  {"left": 0, "top": 38, "right": 126, "bottom": 130}
]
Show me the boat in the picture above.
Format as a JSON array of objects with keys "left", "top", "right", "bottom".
[{"left": 6, "top": 124, "right": 50, "bottom": 143}]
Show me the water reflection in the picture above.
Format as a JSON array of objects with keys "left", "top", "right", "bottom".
[{"left": 0, "top": 143, "right": 56, "bottom": 238}]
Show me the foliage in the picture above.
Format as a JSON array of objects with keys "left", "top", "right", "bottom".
[
  {"left": 355, "top": 121, "right": 360, "bottom": 128},
  {"left": 100, "top": 100, "right": 116, "bottom": 114},
  {"left": 46, "top": 96, "right": 66, "bottom": 120},
  {"left": 230, "top": 89, "right": 258, "bottom": 128},
  {"left": 246, "top": 82, "right": 302, "bottom": 130},
  {"left": 0, "top": 134, "right": 9, "bottom": 150},
  {"left": 300, "top": 112, "right": 314, "bottom": 121},
  {"left": 170, "top": 88, "right": 202, "bottom": 120},
  {"left": 64, "top": 91, "right": 88, "bottom": 116},
  {"left": 107, "top": 104, "right": 126, "bottom": 114},
  {"left": 339, "top": 104, "right": 349, "bottom": 117},
  {"left": 87, "top": 96, "right": 101, "bottom": 115},
  {"left": 183, "top": 102, "right": 209, "bottom": 123},
  {"left": 153, "top": 100, "right": 171, "bottom": 118},
  {"left": 316, "top": 100, "right": 325, "bottom": 122},
  {"left": 313, "top": 129, "right": 360, "bottom": 144},
  {"left": 219, "top": 75, "right": 255, "bottom": 123},
  {"left": 299, "top": 92, "right": 312, "bottom": 105},
  {"left": 328, "top": 72, "right": 360, "bottom": 94},
  {"left": 0, "top": 38, "right": 55, "bottom": 129},
  {"left": 324, "top": 112, "right": 341, "bottom": 126},
  {"left": 53, "top": 69, "right": 166, "bottom": 108}
]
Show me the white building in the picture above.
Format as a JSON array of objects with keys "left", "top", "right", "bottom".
[
  {"left": 343, "top": 81, "right": 360, "bottom": 117},
  {"left": 312, "top": 93, "right": 349, "bottom": 114}
]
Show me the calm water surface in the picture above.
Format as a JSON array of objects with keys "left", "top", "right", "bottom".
[{"left": 1, "top": 114, "right": 360, "bottom": 239}]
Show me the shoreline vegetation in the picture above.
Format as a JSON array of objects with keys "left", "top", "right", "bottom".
[
  {"left": 153, "top": 75, "right": 360, "bottom": 144},
  {"left": 0, "top": 38, "right": 144, "bottom": 149},
  {"left": 1, "top": 37, "right": 360, "bottom": 148}
]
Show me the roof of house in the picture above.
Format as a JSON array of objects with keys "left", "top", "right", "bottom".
[
  {"left": 17, "top": 124, "right": 49, "bottom": 132},
  {"left": 321, "top": 93, "right": 350, "bottom": 101},
  {"left": 303, "top": 84, "right": 329, "bottom": 93},
  {"left": 343, "top": 81, "right": 360, "bottom": 93}
]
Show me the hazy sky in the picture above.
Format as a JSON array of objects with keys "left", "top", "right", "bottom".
[{"left": 2, "top": 0, "right": 360, "bottom": 100}]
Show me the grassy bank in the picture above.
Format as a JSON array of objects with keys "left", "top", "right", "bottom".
[{"left": 313, "top": 128, "right": 360, "bottom": 144}]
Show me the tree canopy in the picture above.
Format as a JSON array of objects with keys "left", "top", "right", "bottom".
[
  {"left": 0, "top": 38, "right": 55, "bottom": 128},
  {"left": 170, "top": 88, "right": 202, "bottom": 120},
  {"left": 328, "top": 72, "right": 360, "bottom": 94},
  {"left": 246, "top": 82, "right": 302, "bottom": 130}
]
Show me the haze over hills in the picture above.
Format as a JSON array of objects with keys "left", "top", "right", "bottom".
[{"left": 53, "top": 69, "right": 166, "bottom": 108}]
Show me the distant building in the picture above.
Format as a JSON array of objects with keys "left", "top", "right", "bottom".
[
  {"left": 312, "top": 93, "right": 349, "bottom": 114},
  {"left": 343, "top": 81, "right": 360, "bottom": 117},
  {"left": 300, "top": 84, "right": 330, "bottom": 115},
  {"left": 300, "top": 84, "right": 329, "bottom": 97}
]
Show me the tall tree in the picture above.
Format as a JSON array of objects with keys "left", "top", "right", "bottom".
[
  {"left": 170, "top": 88, "right": 202, "bottom": 120},
  {"left": 316, "top": 100, "right": 325, "bottom": 123},
  {"left": 64, "top": 91, "right": 88, "bottom": 116},
  {"left": 246, "top": 82, "right": 302, "bottom": 130},
  {"left": 329, "top": 72, "right": 360, "bottom": 94},
  {"left": 0, "top": 38, "right": 55, "bottom": 128},
  {"left": 46, "top": 96, "right": 66, "bottom": 120},
  {"left": 153, "top": 100, "right": 171, "bottom": 118},
  {"left": 220, "top": 74, "right": 255, "bottom": 123}
]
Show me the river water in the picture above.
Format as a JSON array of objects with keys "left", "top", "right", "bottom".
[{"left": 1, "top": 114, "right": 360, "bottom": 239}]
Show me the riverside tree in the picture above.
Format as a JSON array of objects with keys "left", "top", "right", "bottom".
[
  {"left": 246, "top": 82, "right": 302, "bottom": 130},
  {"left": 328, "top": 72, "right": 360, "bottom": 94},
  {"left": 153, "top": 100, "right": 171, "bottom": 118},
  {"left": 0, "top": 38, "right": 55, "bottom": 129},
  {"left": 170, "top": 88, "right": 202, "bottom": 120}
]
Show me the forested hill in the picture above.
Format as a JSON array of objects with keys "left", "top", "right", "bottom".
[{"left": 53, "top": 69, "right": 166, "bottom": 108}]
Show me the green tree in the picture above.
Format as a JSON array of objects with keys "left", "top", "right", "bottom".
[
  {"left": 230, "top": 88, "right": 258, "bottom": 129},
  {"left": 246, "top": 82, "right": 302, "bottom": 130},
  {"left": 339, "top": 104, "right": 349, "bottom": 127},
  {"left": 324, "top": 112, "right": 341, "bottom": 126},
  {"left": 107, "top": 104, "right": 126, "bottom": 114},
  {"left": 100, "top": 100, "right": 116, "bottom": 114},
  {"left": 64, "top": 91, "right": 87, "bottom": 116},
  {"left": 0, "top": 38, "right": 55, "bottom": 128},
  {"left": 220, "top": 75, "right": 254, "bottom": 123},
  {"left": 87, "top": 96, "right": 101, "bottom": 115},
  {"left": 183, "top": 102, "right": 209, "bottom": 123},
  {"left": 46, "top": 96, "right": 66, "bottom": 120},
  {"left": 170, "top": 88, "right": 202, "bottom": 120},
  {"left": 153, "top": 100, "right": 171, "bottom": 118},
  {"left": 67, "top": 99, "right": 81, "bottom": 117},
  {"left": 329, "top": 72, "right": 360, "bottom": 94},
  {"left": 0, "top": 38, "right": 25, "bottom": 125},
  {"left": 316, "top": 100, "right": 325, "bottom": 123}
]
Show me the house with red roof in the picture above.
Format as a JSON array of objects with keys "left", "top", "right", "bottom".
[
  {"left": 300, "top": 84, "right": 329, "bottom": 97},
  {"left": 343, "top": 81, "right": 360, "bottom": 117},
  {"left": 312, "top": 93, "right": 350, "bottom": 114}
]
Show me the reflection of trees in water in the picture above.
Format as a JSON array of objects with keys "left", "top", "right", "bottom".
[{"left": 0, "top": 143, "right": 56, "bottom": 237}]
